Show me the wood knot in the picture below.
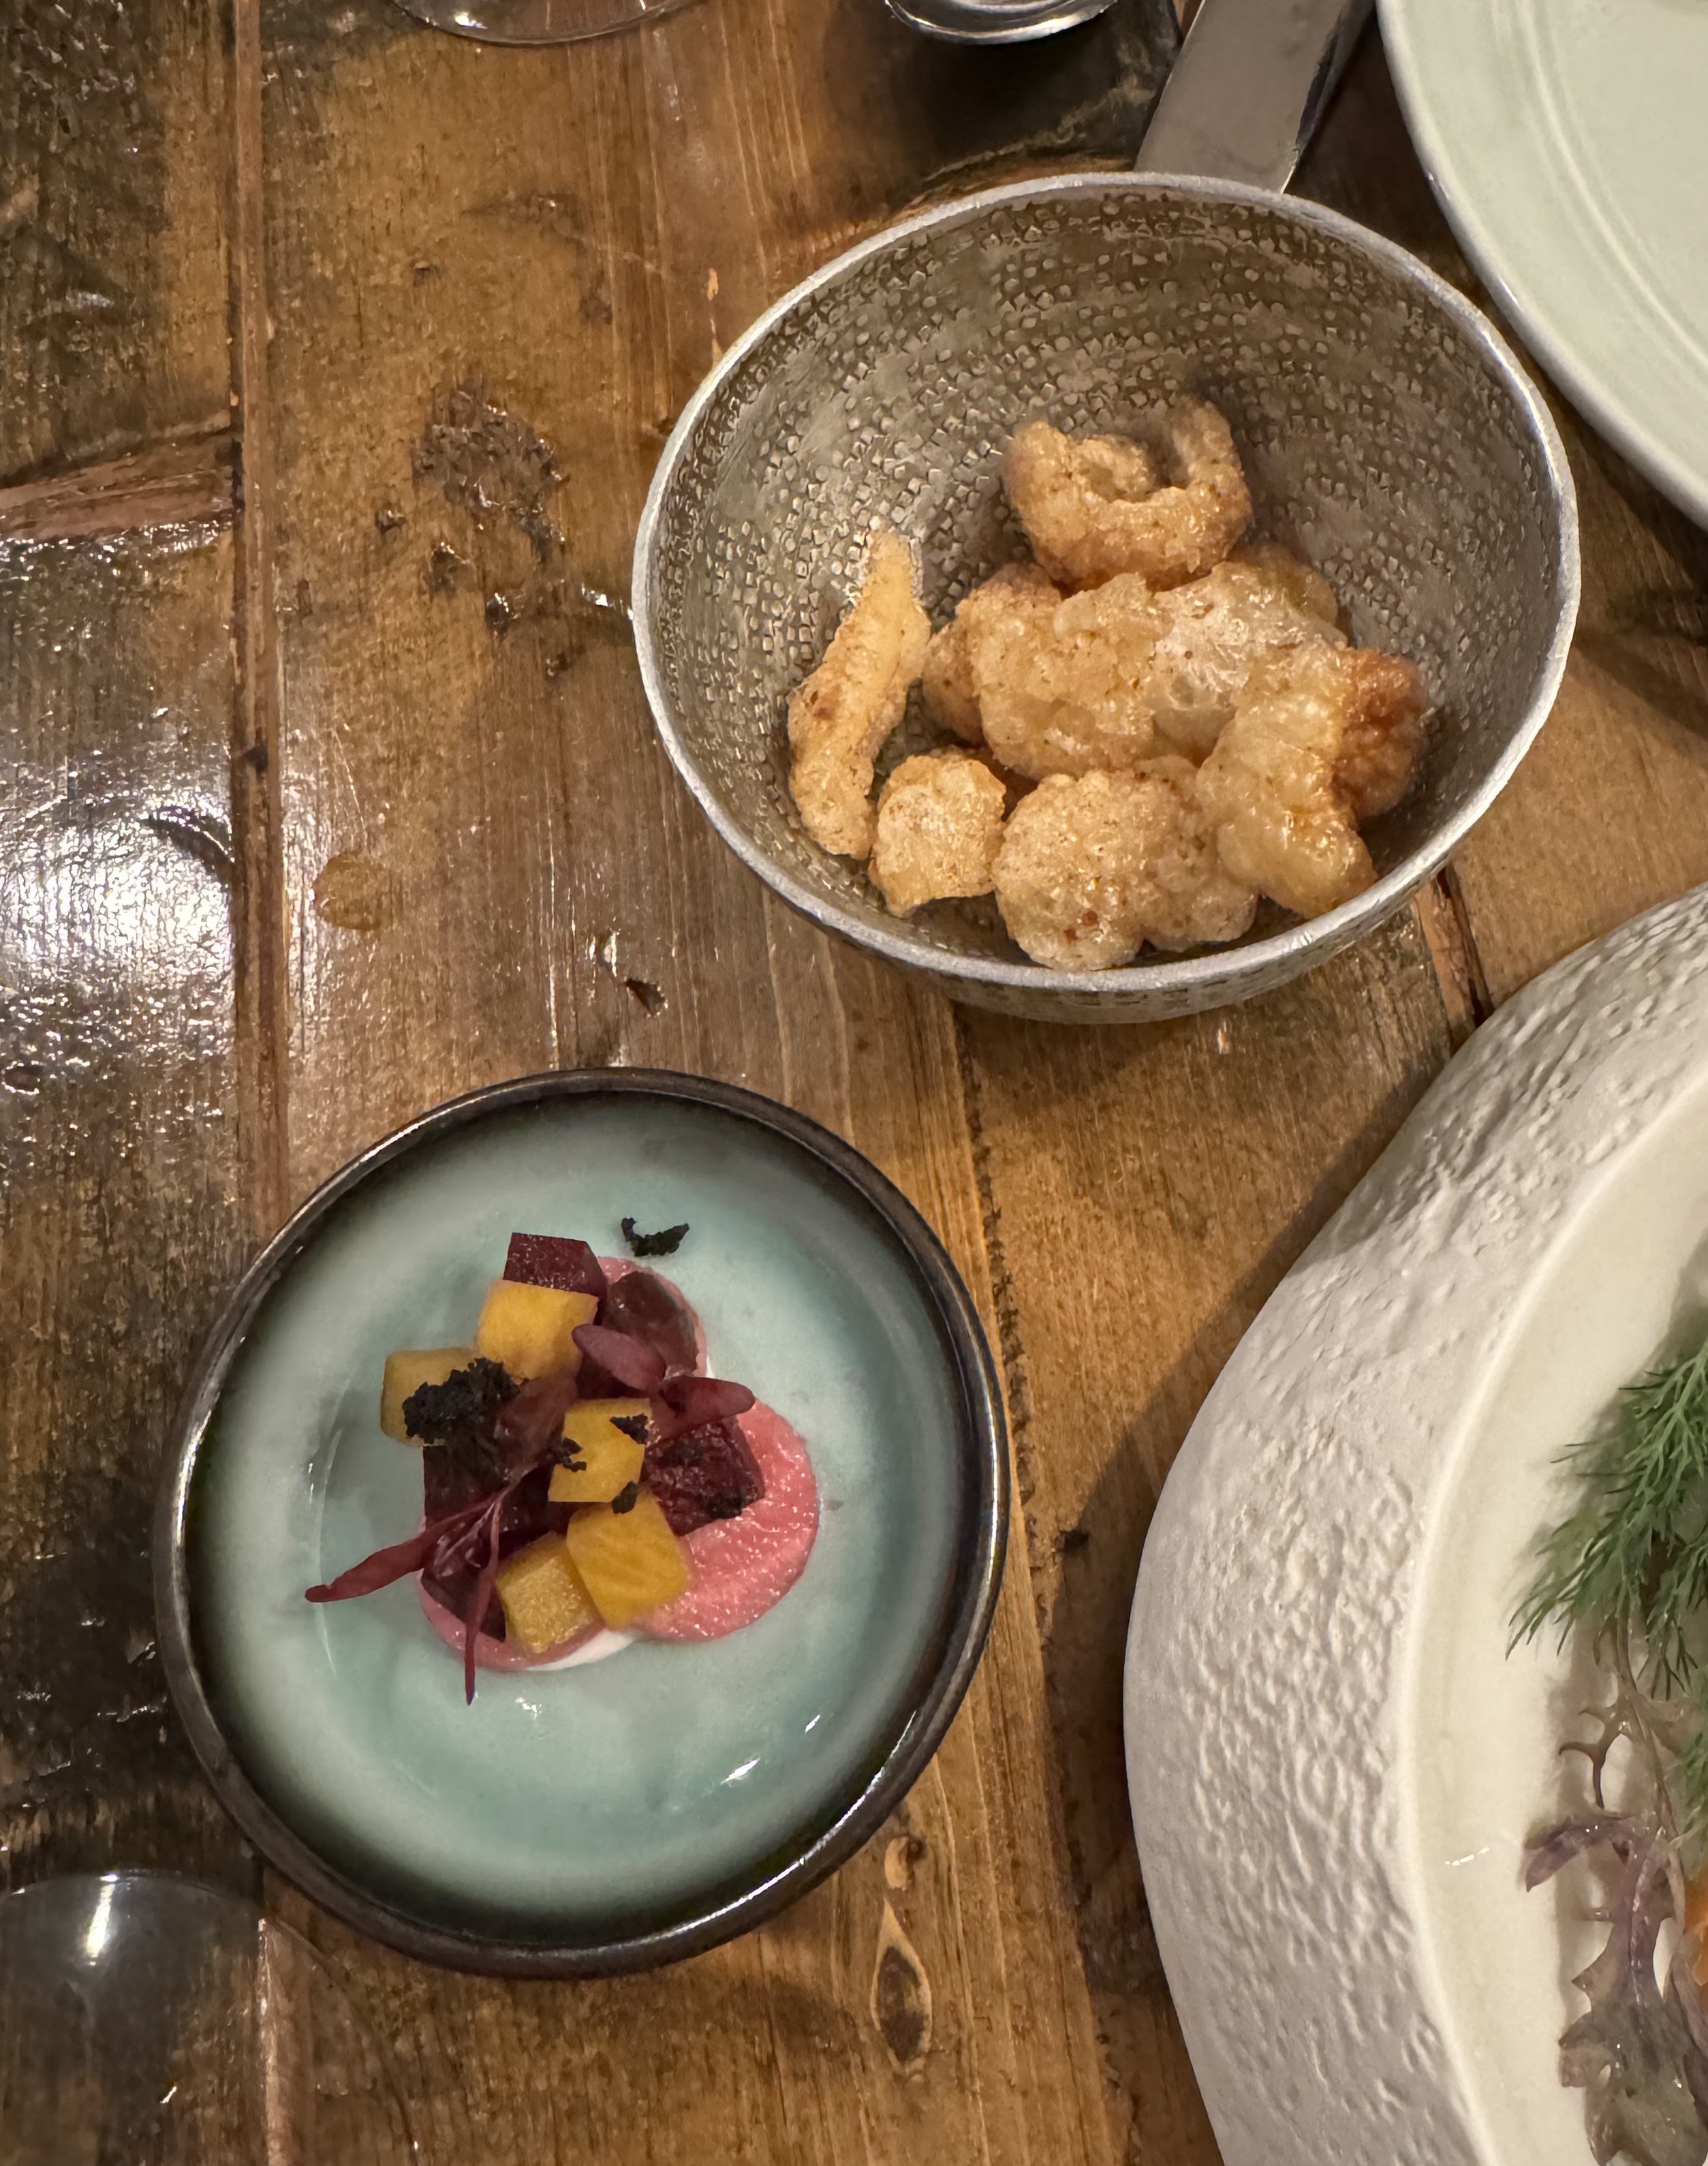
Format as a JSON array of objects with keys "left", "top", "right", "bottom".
[
  {"left": 883, "top": 1834, "right": 927, "bottom": 1892},
  {"left": 870, "top": 1900, "right": 931, "bottom": 2075}
]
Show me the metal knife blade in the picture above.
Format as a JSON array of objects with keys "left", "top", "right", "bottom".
[{"left": 1136, "top": 0, "right": 1374, "bottom": 191}]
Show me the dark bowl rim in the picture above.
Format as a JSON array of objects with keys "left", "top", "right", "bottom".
[
  {"left": 153, "top": 1067, "right": 1009, "bottom": 1977},
  {"left": 630, "top": 166, "right": 1581, "bottom": 1000}
]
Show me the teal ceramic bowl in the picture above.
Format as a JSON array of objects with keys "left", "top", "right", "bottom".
[{"left": 155, "top": 1072, "right": 1006, "bottom": 1975}]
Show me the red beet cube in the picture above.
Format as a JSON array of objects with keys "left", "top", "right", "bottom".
[
  {"left": 643, "top": 1419, "right": 764, "bottom": 1535},
  {"left": 503, "top": 1233, "right": 608, "bottom": 1299}
]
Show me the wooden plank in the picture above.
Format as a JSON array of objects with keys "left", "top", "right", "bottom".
[
  {"left": 0, "top": 431, "right": 234, "bottom": 544},
  {"left": 0, "top": 0, "right": 232, "bottom": 481},
  {"left": 958, "top": 914, "right": 1457, "bottom": 2164},
  {"left": 249, "top": 4, "right": 1192, "bottom": 2163},
  {"left": 1444, "top": 432, "right": 1708, "bottom": 1002},
  {"left": 246, "top": 12, "right": 1477, "bottom": 2166},
  {"left": 0, "top": 525, "right": 251, "bottom": 1886},
  {"left": 0, "top": 0, "right": 243, "bottom": 1883}
]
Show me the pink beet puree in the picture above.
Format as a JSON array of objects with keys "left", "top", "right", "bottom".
[
  {"left": 638, "top": 1401, "right": 820, "bottom": 1641},
  {"left": 417, "top": 1581, "right": 599, "bottom": 1671}
]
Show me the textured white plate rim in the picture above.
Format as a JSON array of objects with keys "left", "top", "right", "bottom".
[
  {"left": 1123, "top": 882, "right": 1708, "bottom": 2165},
  {"left": 632, "top": 167, "right": 1579, "bottom": 999},
  {"left": 1380, "top": 0, "right": 1708, "bottom": 529},
  {"left": 155, "top": 1067, "right": 1008, "bottom": 1979},
  {"left": 1395, "top": 1051, "right": 1708, "bottom": 2166}
]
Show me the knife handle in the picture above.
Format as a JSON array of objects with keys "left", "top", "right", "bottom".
[{"left": 1136, "top": 0, "right": 1373, "bottom": 193}]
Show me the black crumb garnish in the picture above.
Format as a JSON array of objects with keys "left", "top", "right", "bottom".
[
  {"left": 620, "top": 1216, "right": 689, "bottom": 1258},
  {"left": 610, "top": 1414, "right": 650, "bottom": 1444},
  {"left": 610, "top": 1481, "right": 641, "bottom": 1515},
  {"left": 403, "top": 1358, "right": 516, "bottom": 1445}
]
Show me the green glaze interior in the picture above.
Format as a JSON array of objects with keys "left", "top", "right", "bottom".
[{"left": 190, "top": 1092, "right": 971, "bottom": 1945}]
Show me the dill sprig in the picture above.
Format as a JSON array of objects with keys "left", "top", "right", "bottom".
[
  {"left": 1517, "top": 1335, "right": 1708, "bottom": 2152},
  {"left": 1517, "top": 1337, "right": 1708, "bottom": 1684},
  {"left": 1516, "top": 1333, "right": 1708, "bottom": 1829}
]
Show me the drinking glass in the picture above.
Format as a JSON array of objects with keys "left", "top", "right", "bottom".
[
  {"left": 0, "top": 1872, "right": 416, "bottom": 2165},
  {"left": 392, "top": 0, "right": 698, "bottom": 44}
]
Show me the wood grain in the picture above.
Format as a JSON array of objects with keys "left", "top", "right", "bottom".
[
  {"left": 246, "top": 6, "right": 1185, "bottom": 2163},
  {"left": 1447, "top": 431, "right": 1708, "bottom": 1003},
  {"left": 0, "top": 0, "right": 249, "bottom": 1886},
  {"left": 0, "top": 432, "right": 234, "bottom": 543},
  {"left": 239, "top": 8, "right": 1479, "bottom": 2166},
  {"left": 10, "top": 3, "right": 1705, "bottom": 2162},
  {"left": 0, "top": 0, "right": 234, "bottom": 481}
]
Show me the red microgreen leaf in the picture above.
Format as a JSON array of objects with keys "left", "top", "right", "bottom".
[
  {"left": 463, "top": 1486, "right": 512, "bottom": 1704},
  {"left": 650, "top": 1374, "right": 756, "bottom": 1443},
  {"left": 572, "top": 1322, "right": 666, "bottom": 1393},
  {"left": 598, "top": 1270, "right": 697, "bottom": 1376},
  {"left": 306, "top": 1497, "right": 489, "bottom": 1603}
]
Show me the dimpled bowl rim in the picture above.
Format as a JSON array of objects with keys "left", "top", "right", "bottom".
[
  {"left": 632, "top": 168, "right": 1581, "bottom": 1008},
  {"left": 153, "top": 1070, "right": 1008, "bottom": 1977}
]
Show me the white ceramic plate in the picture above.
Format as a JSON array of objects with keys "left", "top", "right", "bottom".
[
  {"left": 1125, "top": 884, "right": 1708, "bottom": 2165},
  {"left": 1381, "top": 0, "right": 1708, "bottom": 528}
]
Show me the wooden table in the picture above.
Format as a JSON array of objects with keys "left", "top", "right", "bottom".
[{"left": 3, "top": 0, "right": 1706, "bottom": 2156}]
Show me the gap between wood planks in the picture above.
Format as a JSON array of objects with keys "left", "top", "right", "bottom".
[
  {"left": 1414, "top": 865, "right": 1495, "bottom": 1049},
  {"left": 229, "top": 0, "right": 291, "bottom": 1244}
]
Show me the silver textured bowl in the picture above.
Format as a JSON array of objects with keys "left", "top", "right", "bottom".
[{"left": 633, "top": 174, "right": 1579, "bottom": 1024}]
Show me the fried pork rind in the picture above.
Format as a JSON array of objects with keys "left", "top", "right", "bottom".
[
  {"left": 969, "top": 572, "right": 1166, "bottom": 780},
  {"left": 788, "top": 529, "right": 931, "bottom": 859},
  {"left": 965, "top": 542, "right": 1339, "bottom": 780},
  {"left": 1142, "top": 542, "right": 1345, "bottom": 760},
  {"left": 1135, "top": 758, "right": 1262, "bottom": 952},
  {"left": 920, "top": 561, "right": 1060, "bottom": 745},
  {"left": 1196, "top": 643, "right": 1428, "bottom": 919},
  {"left": 870, "top": 750, "right": 1008, "bottom": 917},
  {"left": 1335, "top": 648, "right": 1429, "bottom": 820},
  {"left": 1004, "top": 400, "right": 1253, "bottom": 591},
  {"left": 993, "top": 759, "right": 1256, "bottom": 972}
]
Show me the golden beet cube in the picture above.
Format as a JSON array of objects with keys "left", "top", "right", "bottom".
[
  {"left": 563, "top": 1395, "right": 651, "bottom": 1444},
  {"left": 473, "top": 1280, "right": 597, "bottom": 1382},
  {"left": 564, "top": 1489, "right": 691, "bottom": 1628},
  {"left": 495, "top": 1533, "right": 601, "bottom": 1654},
  {"left": 379, "top": 1347, "right": 475, "bottom": 1442},
  {"left": 548, "top": 1399, "right": 649, "bottom": 1504}
]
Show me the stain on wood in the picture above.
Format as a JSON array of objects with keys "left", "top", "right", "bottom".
[
  {"left": 414, "top": 384, "right": 562, "bottom": 557},
  {"left": 311, "top": 852, "right": 399, "bottom": 933}
]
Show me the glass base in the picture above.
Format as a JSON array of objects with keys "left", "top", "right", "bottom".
[
  {"left": 392, "top": 0, "right": 699, "bottom": 44},
  {"left": 0, "top": 1873, "right": 416, "bottom": 2165},
  {"left": 882, "top": 0, "right": 1119, "bottom": 40}
]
